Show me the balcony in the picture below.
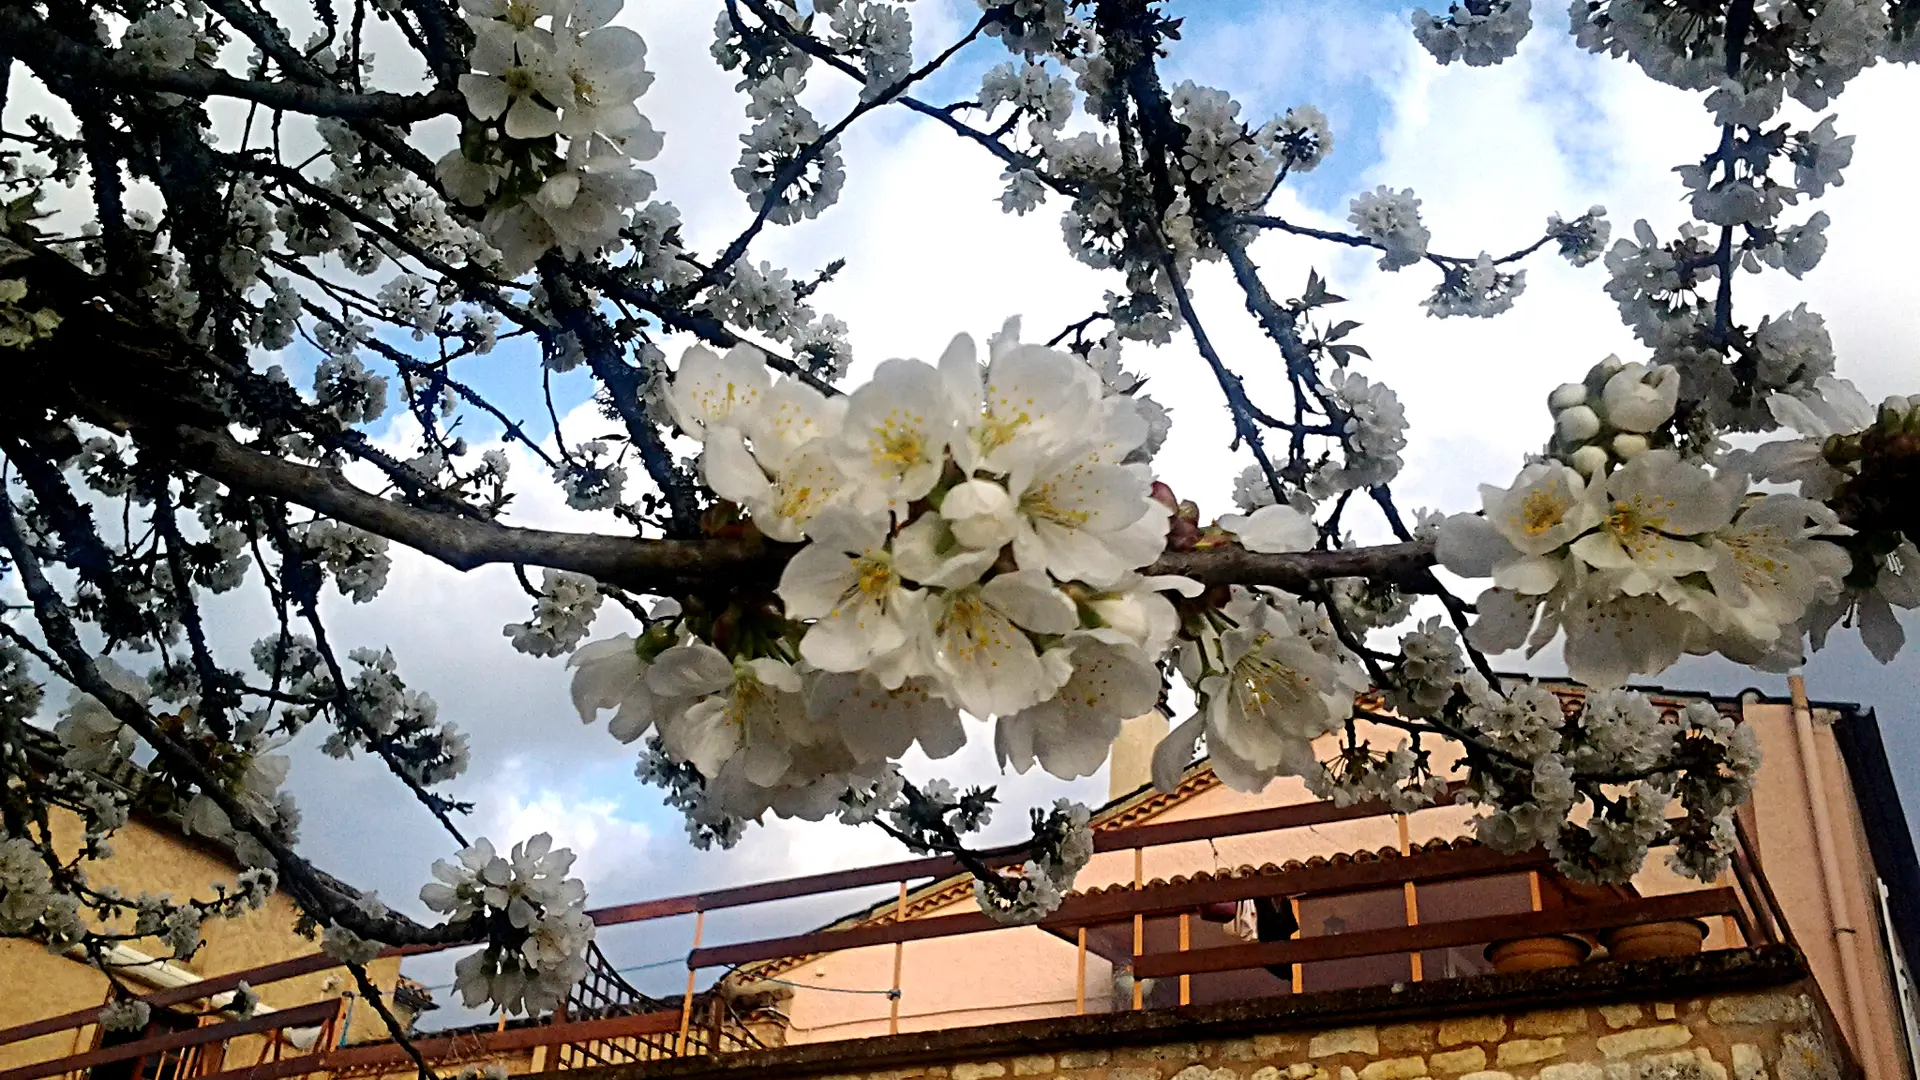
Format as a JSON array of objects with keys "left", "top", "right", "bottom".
[{"left": 0, "top": 783, "right": 1857, "bottom": 1080}]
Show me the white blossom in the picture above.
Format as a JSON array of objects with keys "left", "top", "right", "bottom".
[
  {"left": 99, "top": 999, "right": 152, "bottom": 1033},
  {"left": 1545, "top": 206, "right": 1611, "bottom": 267},
  {"left": 504, "top": 570, "right": 603, "bottom": 657},
  {"left": 1272, "top": 105, "right": 1333, "bottom": 173},
  {"left": 1411, "top": 0, "right": 1531, "bottom": 67},
  {"left": 1348, "top": 186, "right": 1430, "bottom": 270}
]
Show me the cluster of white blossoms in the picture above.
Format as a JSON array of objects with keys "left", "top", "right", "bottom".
[
  {"left": 1423, "top": 254, "right": 1525, "bottom": 319},
  {"left": 1348, "top": 187, "right": 1432, "bottom": 270},
  {"left": 1730, "top": 377, "right": 1920, "bottom": 662},
  {"left": 972, "top": 799, "right": 1094, "bottom": 924},
  {"left": 420, "top": 834, "right": 593, "bottom": 1014},
  {"left": 98, "top": 998, "right": 153, "bottom": 1034},
  {"left": 1153, "top": 585, "right": 1369, "bottom": 796},
  {"left": 568, "top": 329, "right": 1196, "bottom": 833},
  {"left": 1545, "top": 355, "right": 1681, "bottom": 477},
  {"left": 1412, "top": 0, "right": 1534, "bottom": 67},
  {"left": 1438, "top": 358, "right": 1860, "bottom": 688},
  {"left": 1570, "top": 0, "right": 1902, "bottom": 107},
  {"left": 438, "top": 0, "right": 663, "bottom": 272},
  {"left": 1545, "top": 207, "right": 1613, "bottom": 267}
]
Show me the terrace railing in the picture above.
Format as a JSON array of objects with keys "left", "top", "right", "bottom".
[{"left": 0, "top": 793, "right": 1792, "bottom": 1080}]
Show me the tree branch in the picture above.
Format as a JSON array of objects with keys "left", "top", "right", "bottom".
[{"left": 0, "top": 7, "right": 464, "bottom": 122}]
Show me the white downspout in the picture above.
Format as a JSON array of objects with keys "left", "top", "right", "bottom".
[
  {"left": 1789, "top": 672, "right": 1879, "bottom": 1076},
  {"left": 64, "top": 943, "right": 280, "bottom": 1015},
  {"left": 1876, "top": 878, "right": 1920, "bottom": 1075}
]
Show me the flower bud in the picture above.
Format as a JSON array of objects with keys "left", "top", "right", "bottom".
[
  {"left": 1601, "top": 362, "right": 1680, "bottom": 433},
  {"left": 1570, "top": 444, "right": 1609, "bottom": 478},
  {"left": 1547, "top": 383, "right": 1587, "bottom": 411},
  {"left": 1555, "top": 404, "right": 1602, "bottom": 444},
  {"left": 941, "top": 479, "right": 1018, "bottom": 550},
  {"left": 1611, "top": 433, "right": 1650, "bottom": 460}
]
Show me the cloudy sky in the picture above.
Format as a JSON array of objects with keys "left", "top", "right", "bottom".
[
  {"left": 11, "top": 0, "right": 1920, "bottom": 1022},
  {"left": 362, "top": 0, "right": 1920, "bottom": 1018}
]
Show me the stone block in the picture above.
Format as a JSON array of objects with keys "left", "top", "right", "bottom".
[
  {"left": 1136, "top": 1045, "right": 1201, "bottom": 1063},
  {"left": 1358, "top": 1058, "right": 1427, "bottom": 1080},
  {"left": 1456, "top": 1073, "right": 1516, "bottom": 1080},
  {"left": 1309, "top": 1028, "right": 1379, "bottom": 1058},
  {"left": 1215, "top": 1041, "right": 1258, "bottom": 1063},
  {"left": 1495, "top": 1038, "right": 1564, "bottom": 1067},
  {"left": 1438, "top": 1018, "right": 1507, "bottom": 1046},
  {"left": 1282, "top": 1066, "right": 1315, "bottom": 1080},
  {"left": 1537, "top": 1066, "right": 1604, "bottom": 1080},
  {"left": 1246, "top": 1067, "right": 1279, "bottom": 1080},
  {"left": 1515, "top": 1009, "right": 1588, "bottom": 1037},
  {"left": 1379, "top": 1025, "right": 1435, "bottom": 1054},
  {"left": 1013, "top": 1056, "right": 1056, "bottom": 1076},
  {"left": 1707, "top": 993, "right": 1810, "bottom": 1026},
  {"left": 1256, "top": 1036, "right": 1305, "bottom": 1058},
  {"left": 1171, "top": 1066, "right": 1235, "bottom": 1080},
  {"left": 1429, "top": 1049, "right": 1485, "bottom": 1075},
  {"left": 954, "top": 1065, "right": 1007, "bottom": 1080},
  {"left": 1596, "top": 1025, "right": 1693, "bottom": 1059},
  {"left": 1110, "top": 1068, "right": 1161, "bottom": 1080},
  {"left": 1063, "top": 1054, "right": 1113, "bottom": 1070},
  {"left": 1730, "top": 1045, "right": 1766, "bottom": 1080},
  {"left": 1775, "top": 1032, "right": 1834, "bottom": 1080},
  {"left": 1655, "top": 1004, "right": 1677, "bottom": 1021},
  {"left": 1597, "top": 1005, "right": 1644, "bottom": 1030},
  {"left": 1628, "top": 1050, "right": 1725, "bottom": 1080}
]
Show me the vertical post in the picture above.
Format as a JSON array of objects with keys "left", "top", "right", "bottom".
[
  {"left": 324, "top": 999, "right": 345, "bottom": 1063},
  {"left": 1132, "top": 848, "right": 1144, "bottom": 1011},
  {"left": 1397, "top": 815, "right": 1423, "bottom": 982},
  {"left": 889, "top": 881, "right": 908, "bottom": 1035},
  {"left": 1289, "top": 898, "right": 1303, "bottom": 994},
  {"left": 1178, "top": 913, "right": 1191, "bottom": 1006},
  {"left": 1790, "top": 671, "right": 1878, "bottom": 1074},
  {"left": 677, "top": 910, "right": 705, "bottom": 1055},
  {"left": 1528, "top": 870, "right": 1543, "bottom": 912},
  {"left": 1075, "top": 927, "right": 1087, "bottom": 1015}
]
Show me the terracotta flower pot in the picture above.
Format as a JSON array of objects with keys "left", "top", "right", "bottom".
[
  {"left": 1485, "top": 934, "right": 1592, "bottom": 973},
  {"left": 1198, "top": 901, "right": 1239, "bottom": 923},
  {"left": 1600, "top": 919, "right": 1707, "bottom": 962}
]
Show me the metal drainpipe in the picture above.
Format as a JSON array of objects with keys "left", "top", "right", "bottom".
[
  {"left": 336, "top": 992, "right": 357, "bottom": 1049},
  {"left": 1789, "top": 672, "right": 1879, "bottom": 1075}
]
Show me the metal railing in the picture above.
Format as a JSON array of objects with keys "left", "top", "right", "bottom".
[{"left": 0, "top": 793, "right": 1792, "bottom": 1080}]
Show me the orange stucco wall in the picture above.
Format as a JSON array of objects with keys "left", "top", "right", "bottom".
[
  {"left": 0, "top": 807, "right": 404, "bottom": 1072},
  {"left": 1740, "top": 700, "right": 1915, "bottom": 1080}
]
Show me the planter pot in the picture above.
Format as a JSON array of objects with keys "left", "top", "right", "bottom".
[
  {"left": 1485, "top": 934, "right": 1592, "bottom": 974},
  {"left": 1601, "top": 919, "right": 1708, "bottom": 962},
  {"left": 1198, "top": 901, "right": 1239, "bottom": 923}
]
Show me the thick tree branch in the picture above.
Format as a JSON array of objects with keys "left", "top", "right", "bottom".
[
  {"left": 159, "top": 419, "right": 1439, "bottom": 593},
  {"left": 0, "top": 8, "right": 464, "bottom": 121}
]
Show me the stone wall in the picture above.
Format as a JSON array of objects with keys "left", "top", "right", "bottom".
[{"left": 824, "top": 988, "right": 1839, "bottom": 1080}]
